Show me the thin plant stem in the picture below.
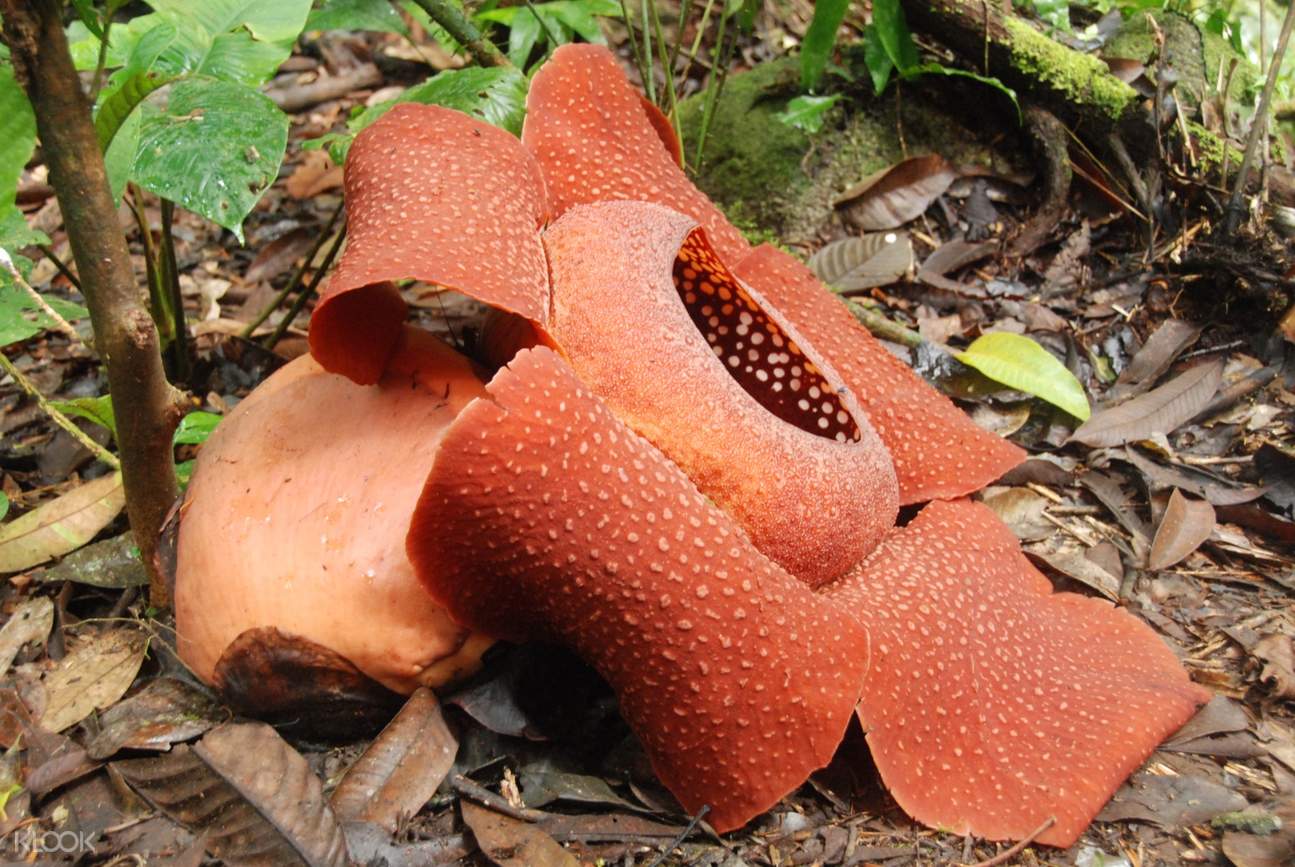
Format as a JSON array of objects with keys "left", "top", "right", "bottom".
[
  {"left": 264, "top": 222, "right": 347, "bottom": 351},
  {"left": 241, "top": 201, "right": 344, "bottom": 338},
  {"left": 648, "top": 0, "right": 681, "bottom": 143},
  {"left": 692, "top": 0, "right": 733, "bottom": 170},
  {"left": 680, "top": 0, "right": 716, "bottom": 83},
  {"left": 523, "top": 1, "right": 560, "bottom": 52},
  {"left": 619, "top": 0, "right": 650, "bottom": 91},
  {"left": 0, "top": 352, "right": 120, "bottom": 470},
  {"left": 641, "top": 0, "right": 656, "bottom": 102},
  {"left": 667, "top": 0, "right": 690, "bottom": 79},
  {"left": 89, "top": 12, "right": 113, "bottom": 102},
  {"left": 0, "top": 249, "right": 81, "bottom": 345},
  {"left": 126, "top": 182, "right": 171, "bottom": 345},
  {"left": 405, "top": 0, "right": 511, "bottom": 67},
  {"left": 1224, "top": 0, "right": 1295, "bottom": 234},
  {"left": 159, "top": 199, "right": 189, "bottom": 380},
  {"left": 36, "top": 244, "right": 81, "bottom": 292}
]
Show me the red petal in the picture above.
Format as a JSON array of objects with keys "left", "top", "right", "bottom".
[
  {"left": 543, "top": 201, "right": 897, "bottom": 584},
  {"left": 824, "top": 499, "right": 1210, "bottom": 847},
  {"left": 177, "top": 328, "right": 493, "bottom": 694},
  {"left": 733, "top": 245, "right": 1026, "bottom": 502},
  {"left": 311, "top": 104, "right": 550, "bottom": 384},
  {"left": 523, "top": 44, "right": 749, "bottom": 262},
  {"left": 408, "top": 346, "right": 870, "bottom": 832}
]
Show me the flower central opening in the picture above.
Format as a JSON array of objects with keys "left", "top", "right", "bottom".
[{"left": 673, "top": 233, "right": 862, "bottom": 443}]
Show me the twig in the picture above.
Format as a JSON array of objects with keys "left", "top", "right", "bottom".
[
  {"left": 159, "top": 198, "right": 189, "bottom": 381},
  {"left": 0, "top": 247, "right": 82, "bottom": 345},
  {"left": 645, "top": 804, "right": 709, "bottom": 867},
  {"left": 36, "top": 243, "right": 81, "bottom": 292},
  {"left": 0, "top": 352, "right": 120, "bottom": 470},
  {"left": 962, "top": 816, "right": 1055, "bottom": 867},
  {"left": 241, "top": 201, "right": 344, "bottom": 338},
  {"left": 263, "top": 221, "right": 347, "bottom": 350},
  {"left": 843, "top": 297, "right": 925, "bottom": 349},
  {"left": 405, "top": 0, "right": 511, "bottom": 68},
  {"left": 450, "top": 775, "right": 544, "bottom": 822},
  {"left": 1224, "top": 0, "right": 1295, "bottom": 234}
]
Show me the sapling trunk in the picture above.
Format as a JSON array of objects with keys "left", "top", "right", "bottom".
[{"left": 1, "top": 0, "right": 186, "bottom": 607}]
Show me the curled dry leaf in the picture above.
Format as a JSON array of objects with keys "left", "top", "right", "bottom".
[
  {"left": 807, "top": 232, "right": 915, "bottom": 290},
  {"left": 1115, "top": 319, "right": 1202, "bottom": 392},
  {"left": 460, "top": 800, "right": 578, "bottom": 867},
  {"left": 1070, "top": 361, "right": 1224, "bottom": 447},
  {"left": 40, "top": 627, "right": 147, "bottom": 733},
  {"left": 1251, "top": 635, "right": 1295, "bottom": 701},
  {"left": 0, "top": 473, "right": 125, "bottom": 574},
  {"left": 116, "top": 721, "right": 350, "bottom": 867},
  {"left": 833, "top": 154, "right": 958, "bottom": 230},
  {"left": 0, "top": 596, "right": 53, "bottom": 676},
  {"left": 87, "top": 678, "right": 224, "bottom": 760},
  {"left": 1148, "top": 488, "right": 1216, "bottom": 571},
  {"left": 331, "top": 688, "right": 458, "bottom": 832}
]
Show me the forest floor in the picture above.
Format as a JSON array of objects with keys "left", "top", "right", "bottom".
[{"left": 1, "top": 6, "right": 1293, "bottom": 867}]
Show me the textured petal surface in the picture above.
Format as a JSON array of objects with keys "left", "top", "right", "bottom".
[
  {"left": 311, "top": 104, "right": 550, "bottom": 384},
  {"left": 407, "top": 347, "right": 870, "bottom": 832},
  {"left": 733, "top": 245, "right": 1026, "bottom": 503},
  {"left": 177, "top": 329, "right": 493, "bottom": 694},
  {"left": 523, "top": 44, "right": 749, "bottom": 262},
  {"left": 543, "top": 201, "right": 897, "bottom": 585},
  {"left": 823, "top": 499, "right": 1210, "bottom": 847}
]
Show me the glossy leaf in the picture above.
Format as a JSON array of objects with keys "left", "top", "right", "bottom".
[
  {"left": 307, "top": 0, "right": 409, "bottom": 34},
  {"left": 0, "top": 282, "right": 90, "bottom": 348},
  {"left": 871, "top": 0, "right": 919, "bottom": 73},
  {"left": 863, "top": 24, "right": 895, "bottom": 94},
  {"left": 328, "top": 66, "right": 528, "bottom": 163},
  {"left": 0, "top": 61, "right": 35, "bottom": 219},
  {"left": 800, "top": 0, "right": 849, "bottom": 90},
  {"left": 1148, "top": 489, "right": 1216, "bottom": 571},
  {"left": 94, "top": 70, "right": 172, "bottom": 151},
  {"left": 775, "top": 93, "right": 841, "bottom": 133},
  {"left": 1070, "top": 361, "right": 1223, "bottom": 447},
  {"left": 956, "top": 331, "right": 1090, "bottom": 420},
  {"left": 50, "top": 395, "right": 117, "bottom": 438},
  {"left": 477, "top": 1, "right": 618, "bottom": 68},
  {"left": 173, "top": 410, "right": 222, "bottom": 445},
  {"left": 0, "top": 473, "right": 125, "bottom": 574},
  {"left": 133, "top": 77, "right": 289, "bottom": 240}
]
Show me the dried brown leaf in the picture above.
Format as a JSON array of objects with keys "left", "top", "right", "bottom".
[
  {"left": 1148, "top": 488, "right": 1216, "bottom": 570},
  {"left": 1115, "top": 319, "right": 1202, "bottom": 391},
  {"left": 807, "top": 232, "right": 914, "bottom": 290},
  {"left": 1222, "top": 800, "right": 1295, "bottom": 867},
  {"left": 116, "top": 721, "right": 350, "bottom": 867},
  {"left": 331, "top": 688, "right": 458, "bottom": 832},
  {"left": 1070, "top": 361, "right": 1223, "bottom": 447},
  {"left": 460, "top": 800, "right": 578, "bottom": 867},
  {"left": 0, "top": 596, "right": 53, "bottom": 676},
  {"left": 87, "top": 678, "right": 225, "bottom": 760},
  {"left": 833, "top": 155, "right": 957, "bottom": 230},
  {"left": 41, "top": 628, "right": 147, "bottom": 733},
  {"left": 0, "top": 473, "right": 125, "bottom": 573},
  {"left": 1252, "top": 635, "right": 1295, "bottom": 701},
  {"left": 980, "top": 487, "right": 1052, "bottom": 542},
  {"left": 1118, "top": 448, "right": 1265, "bottom": 506}
]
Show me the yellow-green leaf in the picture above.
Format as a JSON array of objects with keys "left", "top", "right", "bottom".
[
  {"left": 0, "top": 473, "right": 125, "bottom": 573},
  {"left": 956, "top": 332, "right": 1090, "bottom": 420}
]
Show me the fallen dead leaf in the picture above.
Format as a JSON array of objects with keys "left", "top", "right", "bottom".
[
  {"left": 1070, "top": 361, "right": 1223, "bottom": 447},
  {"left": 0, "top": 596, "right": 53, "bottom": 676},
  {"left": 0, "top": 473, "right": 125, "bottom": 573},
  {"left": 1148, "top": 488, "right": 1216, "bottom": 571},
  {"left": 331, "top": 688, "right": 458, "bottom": 832},
  {"left": 460, "top": 800, "right": 578, "bottom": 867},
  {"left": 1252, "top": 634, "right": 1295, "bottom": 700},
  {"left": 1221, "top": 799, "right": 1295, "bottom": 867},
  {"left": 87, "top": 678, "right": 225, "bottom": 760},
  {"left": 980, "top": 487, "right": 1052, "bottom": 542},
  {"left": 41, "top": 628, "right": 147, "bottom": 733},
  {"left": 117, "top": 721, "right": 350, "bottom": 866},
  {"left": 833, "top": 154, "right": 957, "bottom": 230},
  {"left": 807, "top": 232, "right": 914, "bottom": 290},
  {"left": 1115, "top": 319, "right": 1202, "bottom": 392}
]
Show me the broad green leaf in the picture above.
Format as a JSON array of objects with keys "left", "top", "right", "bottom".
[
  {"left": 103, "top": 107, "right": 142, "bottom": 204},
  {"left": 863, "top": 24, "right": 895, "bottom": 94},
  {"left": 331, "top": 66, "right": 528, "bottom": 162},
  {"left": 0, "top": 281, "right": 90, "bottom": 348},
  {"left": 800, "top": 0, "right": 848, "bottom": 90},
  {"left": 307, "top": 0, "right": 410, "bottom": 34},
  {"left": 1019, "top": 0, "right": 1071, "bottom": 32},
  {"left": 0, "top": 207, "right": 50, "bottom": 253},
  {"left": 775, "top": 93, "right": 841, "bottom": 133},
  {"left": 95, "top": 71, "right": 173, "bottom": 151},
  {"left": 173, "top": 410, "right": 222, "bottom": 445},
  {"left": 132, "top": 77, "right": 289, "bottom": 240},
  {"left": 956, "top": 332, "right": 1090, "bottom": 420},
  {"left": 0, "top": 473, "right": 125, "bottom": 574},
  {"left": 50, "top": 396, "right": 117, "bottom": 438},
  {"left": 872, "top": 0, "right": 920, "bottom": 73},
  {"left": 476, "top": 0, "right": 617, "bottom": 66},
  {"left": 67, "top": 17, "right": 145, "bottom": 72},
  {"left": 117, "top": 16, "right": 288, "bottom": 87},
  {"left": 0, "top": 62, "right": 36, "bottom": 217},
  {"left": 71, "top": 0, "right": 105, "bottom": 39},
  {"left": 147, "top": 0, "right": 312, "bottom": 44}
]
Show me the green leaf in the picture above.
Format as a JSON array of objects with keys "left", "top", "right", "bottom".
[
  {"left": 147, "top": 0, "right": 313, "bottom": 45},
  {"left": 956, "top": 332, "right": 1090, "bottom": 420},
  {"left": 1019, "top": 0, "right": 1071, "bottom": 32},
  {"left": 175, "top": 459, "right": 196, "bottom": 488},
  {"left": 0, "top": 279, "right": 89, "bottom": 348},
  {"left": 775, "top": 93, "right": 841, "bottom": 134},
  {"left": 103, "top": 107, "right": 142, "bottom": 205},
  {"left": 307, "top": 0, "right": 410, "bottom": 34},
  {"left": 863, "top": 24, "right": 895, "bottom": 94},
  {"left": 331, "top": 66, "right": 528, "bottom": 162},
  {"left": 0, "top": 473, "right": 125, "bottom": 574},
  {"left": 50, "top": 396, "right": 117, "bottom": 438},
  {"left": 173, "top": 410, "right": 222, "bottom": 445},
  {"left": 0, "top": 62, "right": 36, "bottom": 219},
  {"left": 800, "top": 0, "right": 848, "bottom": 90},
  {"left": 872, "top": 0, "right": 920, "bottom": 73},
  {"left": 476, "top": 1, "right": 617, "bottom": 66},
  {"left": 95, "top": 71, "right": 173, "bottom": 151},
  {"left": 907, "top": 63, "right": 1020, "bottom": 117},
  {"left": 0, "top": 207, "right": 50, "bottom": 252},
  {"left": 71, "top": 0, "right": 105, "bottom": 39},
  {"left": 0, "top": 491, "right": 8, "bottom": 523},
  {"left": 132, "top": 77, "right": 289, "bottom": 241}
]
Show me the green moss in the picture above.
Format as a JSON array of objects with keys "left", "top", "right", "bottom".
[
  {"left": 1183, "top": 119, "right": 1243, "bottom": 171},
  {"left": 1103, "top": 11, "right": 1256, "bottom": 110},
  {"left": 1003, "top": 16, "right": 1138, "bottom": 122}
]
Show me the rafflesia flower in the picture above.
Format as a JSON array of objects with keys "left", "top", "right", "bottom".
[{"left": 176, "top": 45, "right": 1209, "bottom": 847}]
